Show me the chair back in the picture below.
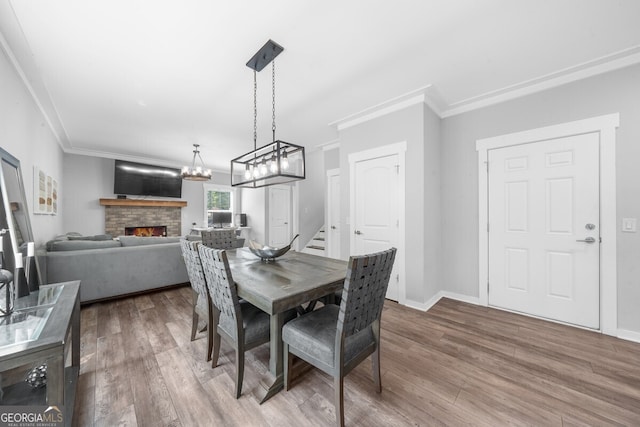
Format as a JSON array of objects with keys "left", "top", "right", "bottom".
[
  {"left": 180, "top": 239, "right": 208, "bottom": 298},
  {"left": 201, "top": 229, "right": 237, "bottom": 249},
  {"left": 337, "top": 248, "right": 397, "bottom": 338},
  {"left": 197, "top": 245, "right": 241, "bottom": 326}
]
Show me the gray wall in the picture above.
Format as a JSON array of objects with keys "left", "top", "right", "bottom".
[
  {"left": 297, "top": 149, "right": 325, "bottom": 248},
  {"left": 0, "top": 43, "right": 65, "bottom": 245},
  {"left": 339, "top": 102, "right": 438, "bottom": 306},
  {"left": 441, "top": 63, "right": 640, "bottom": 333},
  {"left": 62, "top": 154, "right": 231, "bottom": 236}
]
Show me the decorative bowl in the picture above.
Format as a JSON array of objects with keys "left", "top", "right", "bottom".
[{"left": 248, "top": 234, "right": 299, "bottom": 262}]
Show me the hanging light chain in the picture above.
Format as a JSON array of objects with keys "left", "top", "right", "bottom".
[
  {"left": 253, "top": 70, "right": 258, "bottom": 151},
  {"left": 272, "top": 60, "right": 276, "bottom": 142}
]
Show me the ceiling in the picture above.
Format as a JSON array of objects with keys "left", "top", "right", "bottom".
[{"left": 1, "top": 0, "right": 640, "bottom": 171}]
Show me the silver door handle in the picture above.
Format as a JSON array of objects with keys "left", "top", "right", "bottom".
[
  {"left": 331, "top": 226, "right": 336, "bottom": 229},
  {"left": 354, "top": 230, "right": 362, "bottom": 235},
  {"left": 576, "top": 237, "right": 596, "bottom": 243}
]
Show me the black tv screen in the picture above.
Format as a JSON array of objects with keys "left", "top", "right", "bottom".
[
  {"left": 114, "top": 160, "right": 182, "bottom": 198},
  {"left": 208, "top": 211, "right": 233, "bottom": 227}
]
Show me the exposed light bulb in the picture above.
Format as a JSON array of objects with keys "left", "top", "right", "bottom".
[
  {"left": 260, "top": 160, "right": 268, "bottom": 176},
  {"left": 281, "top": 151, "right": 289, "bottom": 170},
  {"left": 252, "top": 162, "right": 260, "bottom": 178},
  {"left": 244, "top": 164, "right": 251, "bottom": 179}
]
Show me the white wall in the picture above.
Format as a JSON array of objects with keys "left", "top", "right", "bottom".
[
  {"left": 241, "top": 187, "right": 266, "bottom": 244},
  {"left": 441, "top": 63, "right": 640, "bottom": 334},
  {"left": 0, "top": 42, "right": 64, "bottom": 245}
]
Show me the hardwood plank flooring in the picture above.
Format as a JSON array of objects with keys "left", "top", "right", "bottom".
[{"left": 73, "top": 287, "right": 640, "bottom": 426}]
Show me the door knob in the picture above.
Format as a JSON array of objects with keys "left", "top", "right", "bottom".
[
  {"left": 331, "top": 226, "right": 336, "bottom": 229},
  {"left": 585, "top": 223, "right": 596, "bottom": 230},
  {"left": 576, "top": 237, "right": 596, "bottom": 243},
  {"left": 354, "top": 230, "right": 362, "bottom": 235}
]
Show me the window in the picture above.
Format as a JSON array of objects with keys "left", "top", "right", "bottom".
[{"left": 203, "top": 184, "right": 235, "bottom": 227}]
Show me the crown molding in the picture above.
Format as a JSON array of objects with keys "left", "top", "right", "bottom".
[
  {"left": 441, "top": 45, "right": 640, "bottom": 117},
  {"left": 329, "top": 85, "right": 444, "bottom": 131},
  {"left": 0, "top": 1, "right": 70, "bottom": 148}
]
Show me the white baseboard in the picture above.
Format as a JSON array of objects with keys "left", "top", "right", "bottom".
[
  {"left": 617, "top": 329, "right": 640, "bottom": 344},
  {"left": 402, "top": 291, "right": 480, "bottom": 313},
  {"left": 440, "top": 291, "right": 481, "bottom": 306}
]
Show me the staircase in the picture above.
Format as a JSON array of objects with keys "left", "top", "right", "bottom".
[{"left": 302, "top": 227, "right": 326, "bottom": 256}]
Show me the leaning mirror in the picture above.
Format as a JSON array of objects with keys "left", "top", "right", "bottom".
[{"left": 0, "top": 147, "right": 41, "bottom": 294}]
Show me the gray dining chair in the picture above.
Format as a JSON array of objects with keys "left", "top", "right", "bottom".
[
  {"left": 201, "top": 229, "right": 238, "bottom": 249},
  {"left": 282, "top": 247, "right": 397, "bottom": 427},
  {"left": 198, "top": 245, "right": 296, "bottom": 398},
  {"left": 180, "top": 238, "right": 213, "bottom": 361}
]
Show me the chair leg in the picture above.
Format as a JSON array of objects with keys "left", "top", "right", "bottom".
[
  {"left": 372, "top": 345, "right": 382, "bottom": 393},
  {"left": 206, "top": 301, "right": 214, "bottom": 362},
  {"left": 211, "top": 330, "right": 221, "bottom": 368},
  {"left": 235, "top": 347, "right": 244, "bottom": 399},
  {"left": 190, "top": 289, "right": 199, "bottom": 341},
  {"left": 284, "top": 343, "right": 291, "bottom": 391},
  {"left": 334, "top": 375, "right": 344, "bottom": 427}
]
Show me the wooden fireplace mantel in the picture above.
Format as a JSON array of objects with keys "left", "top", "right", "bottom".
[{"left": 99, "top": 198, "right": 187, "bottom": 208}]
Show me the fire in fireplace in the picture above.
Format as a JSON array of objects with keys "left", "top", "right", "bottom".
[{"left": 125, "top": 225, "right": 167, "bottom": 237}]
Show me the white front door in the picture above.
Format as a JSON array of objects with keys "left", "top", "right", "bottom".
[
  {"left": 353, "top": 154, "right": 400, "bottom": 301},
  {"left": 268, "top": 186, "right": 291, "bottom": 247},
  {"left": 488, "top": 133, "right": 600, "bottom": 329},
  {"left": 327, "top": 169, "right": 341, "bottom": 259}
]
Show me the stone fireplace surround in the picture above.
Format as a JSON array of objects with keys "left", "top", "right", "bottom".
[{"left": 100, "top": 199, "right": 187, "bottom": 237}]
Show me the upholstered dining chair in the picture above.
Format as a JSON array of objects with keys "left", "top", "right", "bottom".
[
  {"left": 180, "top": 238, "right": 213, "bottom": 361},
  {"left": 282, "top": 247, "right": 397, "bottom": 427},
  {"left": 201, "top": 229, "right": 238, "bottom": 249},
  {"left": 198, "top": 245, "right": 296, "bottom": 398}
]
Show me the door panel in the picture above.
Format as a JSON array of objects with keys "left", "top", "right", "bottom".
[
  {"left": 268, "top": 186, "right": 291, "bottom": 247},
  {"left": 488, "top": 132, "right": 600, "bottom": 329},
  {"left": 353, "top": 154, "right": 399, "bottom": 300}
]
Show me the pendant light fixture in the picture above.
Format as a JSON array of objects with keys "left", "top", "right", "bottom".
[
  {"left": 231, "top": 39, "right": 305, "bottom": 188},
  {"left": 182, "top": 144, "right": 212, "bottom": 181}
]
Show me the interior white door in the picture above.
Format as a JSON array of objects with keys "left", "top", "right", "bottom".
[
  {"left": 327, "top": 170, "right": 341, "bottom": 259},
  {"left": 268, "top": 186, "right": 291, "bottom": 247},
  {"left": 353, "top": 154, "right": 399, "bottom": 300},
  {"left": 488, "top": 133, "right": 600, "bottom": 329}
]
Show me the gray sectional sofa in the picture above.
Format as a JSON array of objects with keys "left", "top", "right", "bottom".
[{"left": 43, "top": 234, "right": 188, "bottom": 303}]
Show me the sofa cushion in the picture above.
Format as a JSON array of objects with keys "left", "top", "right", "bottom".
[
  {"left": 68, "top": 234, "right": 113, "bottom": 241},
  {"left": 48, "top": 239, "right": 121, "bottom": 252},
  {"left": 118, "top": 236, "right": 181, "bottom": 247}
]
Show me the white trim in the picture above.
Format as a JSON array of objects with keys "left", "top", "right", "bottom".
[
  {"left": 331, "top": 86, "right": 434, "bottom": 130},
  {"left": 348, "top": 141, "right": 407, "bottom": 305},
  {"left": 443, "top": 46, "right": 640, "bottom": 117},
  {"left": 617, "top": 329, "right": 640, "bottom": 344},
  {"left": 202, "top": 183, "right": 235, "bottom": 228},
  {"left": 476, "top": 113, "right": 619, "bottom": 336},
  {"left": 403, "top": 290, "right": 480, "bottom": 313}
]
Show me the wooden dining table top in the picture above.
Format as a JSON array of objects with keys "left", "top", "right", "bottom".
[{"left": 225, "top": 248, "right": 348, "bottom": 315}]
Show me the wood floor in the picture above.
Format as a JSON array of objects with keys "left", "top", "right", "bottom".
[{"left": 73, "top": 286, "right": 640, "bottom": 426}]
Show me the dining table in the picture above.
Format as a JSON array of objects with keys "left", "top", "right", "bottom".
[{"left": 225, "top": 248, "right": 348, "bottom": 403}]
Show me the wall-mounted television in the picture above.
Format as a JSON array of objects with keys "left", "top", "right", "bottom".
[{"left": 114, "top": 160, "right": 182, "bottom": 198}]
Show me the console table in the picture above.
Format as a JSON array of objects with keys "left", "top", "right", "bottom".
[{"left": 0, "top": 281, "right": 80, "bottom": 424}]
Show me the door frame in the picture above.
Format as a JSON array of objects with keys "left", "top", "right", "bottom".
[
  {"left": 326, "top": 168, "right": 341, "bottom": 259},
  {"left": 476, "top": 113, "right": 619, "bottom": 336},
  {"left": 349, "top": 141, "right": 406, "bottom": 304}
]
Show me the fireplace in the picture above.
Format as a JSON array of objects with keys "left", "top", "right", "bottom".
[{"left": 125, "top": 225, "right": 167, "bottom": 237}]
